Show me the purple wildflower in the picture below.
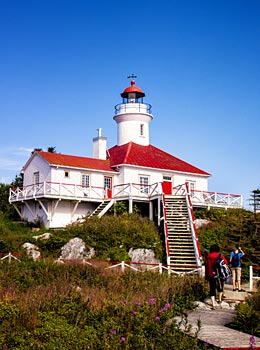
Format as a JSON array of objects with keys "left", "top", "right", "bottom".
[
  {"left": 120, "top": 337, "right": 126, "bottom": 342},
  {"left": 155, "top": 316, "right": 160, "bottom": 322},
  {"left": 135, "top": 301, "right": 141, "bottom": 306},
  {"left": 165, "top": 303, "right": 171, "bottom": 309},
  {"left": 148, "top": 298, "right": 155, "bottom": 305},
  {"left": 133, "top": 310, "right": 138, "bottom": 316},
  {"left": 111, "top": 329, "right": 117, "bottom": 335},
  {"left": 249, "top": 336, "right": 256, "bottom": 348}
]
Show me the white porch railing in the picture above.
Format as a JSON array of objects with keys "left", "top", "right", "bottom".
[
  {"left": 249, "top": 265, "right": 260, "bottom": 291},
  {"left": 9, "top": 181, "right": 243, "bottom": 209},
  {"left": 172, "top": 184, "right": 243, "bottom": 208},
  {"left": 0, "top": 253, "right": 202, "bottom": 275}
]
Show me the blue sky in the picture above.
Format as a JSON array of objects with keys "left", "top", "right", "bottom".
[{"left": 0, "top": 0, "right": 259, "bottom": 208}]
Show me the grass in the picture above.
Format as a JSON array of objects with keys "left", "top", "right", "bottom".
[{"left": 0, "top": 258, "right": 217, "bottom": 349}]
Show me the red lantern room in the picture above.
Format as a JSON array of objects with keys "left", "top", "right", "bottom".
[{"left": 120, "top": 80, "right": 145, "bottom": 103}]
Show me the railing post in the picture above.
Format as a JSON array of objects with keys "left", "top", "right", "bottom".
[
  {"left": 249, "top": 265, "right": 253, "bottom": 291},
  {"left": 121, "top": 261, "right": 125, "bottom": 272},
  {"left": 159, "top": 263, "right": 162, "bottom": 274}
]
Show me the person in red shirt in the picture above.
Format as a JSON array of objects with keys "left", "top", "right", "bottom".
[{"left": 205, "top": 244, "right": 228, "bottom": 309}]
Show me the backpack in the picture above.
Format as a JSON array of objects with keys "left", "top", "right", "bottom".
[
  {"left": 231, "top": 252, "right": 240, "bottom": 267},
  {"left": 215, "top": 254, "right": 231, "bottom": 281}
]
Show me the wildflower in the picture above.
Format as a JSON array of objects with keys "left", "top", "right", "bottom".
[
  {"left": 132, "top": 310, "right": 138, "bottom": 316},
  {"left": 135, "top": 301, "right": 141, "bottom": 306},
  {"left": 159, "top": 307, "right": 167, "bottom": 313},
  {"left": 148, "top": 298, "right": 155, "bottom": 305},
  {"left": 249, "top": 336, "right": 256, "bottom": 349},
  {"left": 120, "top": 337, "right": 126, "bottom": 342},
  {"left": 111, "top": 329, "right": 117, "bottom": 335},
  {"left": 165, "top": 303, "right": 171, "bottom": 309},
  {"left": 155, "top": 316, "right": 160, "bottom": 322}
]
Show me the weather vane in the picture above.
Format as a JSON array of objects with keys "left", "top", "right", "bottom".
[{"left": 127, "top": 74, "right": 137, "bottom": 79}]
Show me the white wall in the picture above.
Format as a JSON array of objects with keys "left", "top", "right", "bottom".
[
  {"left": 23, "top": 154, "right": 51, "bottom": 186},
  {"left": 22, "top": 199, "right": 99, "bottom": 228},
  {"left": 119, "top": 165, "right": 208, "bottom": 191}
]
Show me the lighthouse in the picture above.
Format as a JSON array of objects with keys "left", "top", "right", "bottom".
[{"left": 113, "top": 79, "right": 153, "bottom": 146}]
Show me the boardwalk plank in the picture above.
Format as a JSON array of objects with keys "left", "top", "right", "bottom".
[{"left": 176, "top": 308, "right": 260, "bottom": 349}]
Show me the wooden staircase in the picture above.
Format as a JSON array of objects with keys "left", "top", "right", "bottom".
[
  {"left": 89, "top": 199, "right": 114, "bottom": 218},
  {"left": 164, "top": 195, "right": 202, "bottom": 274}
]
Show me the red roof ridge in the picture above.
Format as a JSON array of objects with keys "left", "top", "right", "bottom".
[{"left": 124, "top": 142, "right": 133, "bottom": 163}]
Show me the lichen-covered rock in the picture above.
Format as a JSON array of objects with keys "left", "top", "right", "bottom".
[
  {"left": 128, "top": 248, "right": 160, "bottom": 270},
  {"left": 32, "top": 232, "right": 51, "bottom": 241},
  {"left": 194, "top": 219, "right": 210, "bottom": 229},
  {"left": 22, "top": 242, "right": 41, "bottom": 260},
  {"left": 60, "top": 237, "right": 95, "bottom": 260}
]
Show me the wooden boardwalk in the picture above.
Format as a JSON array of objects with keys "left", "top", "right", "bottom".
[{"left": 176, "top": 284, "right": 260, "bottom": 349}]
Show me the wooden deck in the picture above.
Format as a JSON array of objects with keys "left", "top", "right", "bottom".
[{"left": 176, "top": 284, "right": 260, "bottom": 349}]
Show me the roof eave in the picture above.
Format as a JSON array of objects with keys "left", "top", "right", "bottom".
[{"left": 49, "top": 163, "right": 117, "bottom": 174}]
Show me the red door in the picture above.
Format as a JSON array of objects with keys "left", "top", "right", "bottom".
[{"left": 162, "top": 181, "right": 172, "bottom": 195}]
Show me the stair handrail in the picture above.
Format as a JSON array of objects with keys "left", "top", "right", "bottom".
[
  {"left": 184, "top": 182, "right": 203, "bottom": 267},
  {"left": 97, "top": 199, "right": 115, "bottom": 218},
  {"left": 161, "top": 193, "right": 171, "bottom": 267}
]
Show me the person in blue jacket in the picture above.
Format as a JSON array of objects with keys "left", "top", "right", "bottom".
[{"left": 230, "top": 245, "right": 245, "bottom": 292}]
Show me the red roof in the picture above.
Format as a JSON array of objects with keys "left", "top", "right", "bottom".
[
  {"left": 108, "top": 142, "right": 210, "bottom": 176},
  {"left": 36, "top": 151, "right": 116, "bottom": 172},
  {"left": 35, "top": 144, "right": 210, "bottom": 177}
]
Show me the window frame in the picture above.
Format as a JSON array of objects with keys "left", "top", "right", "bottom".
[
  {"left": 104, "top": 176, "right": 112, "bottom": 189},
  {"left": 81, "top": 174, "right": 90, "bottom": 187},
  {"left": 139, "top": 175, "right": 149, "bottom": 194},
  {"left": 186, "top": 181, "right": 195, "bottom": 197},
  {"left": 33, "top": 171, "right": 40, "bottom": 185}
]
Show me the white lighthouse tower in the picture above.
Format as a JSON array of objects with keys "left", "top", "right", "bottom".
[{"left": 113, "top": 79, "right": 153, "bottom": 146}]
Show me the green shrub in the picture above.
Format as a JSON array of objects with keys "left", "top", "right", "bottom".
[
  {"left": 66, "top": 214, "right": 163, "bottom": 261},
  {"left": 230, "top": 292, "right": 260, "bottom": 336}
]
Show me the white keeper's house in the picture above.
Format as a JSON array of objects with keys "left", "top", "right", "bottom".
[{"left": 9, "top": 79, "right": 243, "bottom": 272}]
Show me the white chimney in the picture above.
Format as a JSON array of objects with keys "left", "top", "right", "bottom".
[{"left": 92, "top": 128, "right": 107, "bottom": 160}]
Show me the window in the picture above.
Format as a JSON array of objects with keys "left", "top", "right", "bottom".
[
  {"left": 163, "top": 175, "right": 172, "bottom": 181},
  {"left": 64, "top": 171, "right": 70, "bottom": 178},
  {"left": 33, "top": 172, "right": 39, "bottom": 185},
  {"left": 140, "top": 176, "right": 149, "bottom": 194},
  {"left": 187, "top": 181, "right": 195, "bottom": 197},
  {"left": 82, "top": 174, "right": 90, "bottom": 187},
  {"left": 104, "top": 176, "right": 112, "bottom": 189},
  {"left": 140, "top": 124, "right": 144, "bottom": 136},
  {"left": 128, "top": 93, "right": 136, "bottom": 103}
]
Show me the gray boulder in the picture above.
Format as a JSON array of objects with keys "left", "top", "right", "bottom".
[
  {"left": 60, "top": 237, "right": 95, "bottom": 260},
  {"left": 22, "top": 242, "right": 41, "bottom": 260},
  {"left": 194, "top": 219, "right": 210, "bottom": 229},
  {"left": 128, "top": 248, "right": 160, "bottom": 270},
  {"left": 32, "top": 232, "right": 51, "bottom": 241}
]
